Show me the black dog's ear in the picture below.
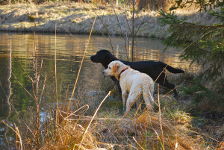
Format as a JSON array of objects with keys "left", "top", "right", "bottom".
[
  {"left": 105, "top": 51, "right": 117, "bottom": 60},
  {"left": 94, "top": 49, "right": 118, "bottom": 68}
]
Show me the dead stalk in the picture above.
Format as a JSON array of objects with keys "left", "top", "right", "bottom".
[
  {"left": 91, "top": 9, "right": 115, "bottom": 51},
  {"left": 131, "top": 0, "right": 135, "bottom": 62},
  {"left": 12, "top": 74, "right": 34, "bottom": 99},
  {"left": 2, "top": 121, "right": 23, "bottom": 150},
  {"left": 54, "top": 23, "right": 59, "bottom": 126},
  {"left": 111, "top": 6, "right": 130, "bottom": 55},
  {"left": 30, "top": 35, "right": 46, "bottom": 148},
  {"left": 64, "top": 104, "right": 89, "bottom": 120},
  {"left": 76, "top": 91, "right": 111, "bottom": 150},
  {"left": 70, "top": 16, "right": 97, "bottom": 99},
  {"left": 133, "top": 137, "right": 145, "bottom": 150},
  {"left": 157, "top": 85, "right": 165, "bottom": 150}
]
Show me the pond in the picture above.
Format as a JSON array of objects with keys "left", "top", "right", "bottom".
[{"left": 0, "top": 32, "right": 194, "bottom": 149}]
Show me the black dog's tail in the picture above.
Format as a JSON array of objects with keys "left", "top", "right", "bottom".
[{"left": 165, "top": 64, "right": 184, "bottom": 73}]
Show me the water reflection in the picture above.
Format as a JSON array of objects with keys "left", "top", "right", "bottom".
[
  {"left": 0, "top": 32, "right": 197, "bottom": 118},
  {"left": 0, "top": 56, "right": 11, "bottom": 118}
]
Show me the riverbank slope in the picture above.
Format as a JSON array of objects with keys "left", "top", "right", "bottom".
[{"left": 0, "top": 2, "right": 221, "bottom": 38}]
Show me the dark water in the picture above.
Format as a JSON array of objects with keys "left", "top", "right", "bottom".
[{"left": 0, "top": 32, "right": 194, "bottom": 149}]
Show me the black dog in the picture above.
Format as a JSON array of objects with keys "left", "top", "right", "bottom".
[{"left": 90, "top": 49, "right": 184, "bottom": 97}]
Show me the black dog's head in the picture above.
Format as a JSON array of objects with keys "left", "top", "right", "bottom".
[{"left": 90, "top": 49, "right": 118, "bottom": 68}]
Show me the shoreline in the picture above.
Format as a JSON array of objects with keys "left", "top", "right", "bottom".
[
  {"left": 0, "top": 3, "right": 221, "bottom": 38},
  {"left": 0, "top": 28, "right": 153, "bottom": 39}
]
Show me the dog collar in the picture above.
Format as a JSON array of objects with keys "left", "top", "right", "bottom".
[{"left": 118, "top": 67, "right": 128, "bottom": 80}]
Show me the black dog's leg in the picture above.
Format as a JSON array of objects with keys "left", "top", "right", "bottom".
[
  {"left": 162, "top": 79, "right": 178, "bottom": 98},
  {"left": 110, "top": 76, "right": 121, "bottom": 93},
  {"left": 113, "top": 80, "right": 124, "bottom": 114},
  {"left": 156, "top": 73, "right": 178, "bottom": 98},
  {"left": 115, "top": 80, "right": 121, "bottom": 93}
]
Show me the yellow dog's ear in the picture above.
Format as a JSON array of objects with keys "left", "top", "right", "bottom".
[{"left": 112, "top": 62, "right": 119, "bottom": 73}]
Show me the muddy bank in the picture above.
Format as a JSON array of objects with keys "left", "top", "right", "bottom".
[{"left": 0, "top": 2, "right": 221, "bottom": 38}]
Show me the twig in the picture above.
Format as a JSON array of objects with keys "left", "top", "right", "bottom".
[
  {"left": 76, "top": 91, "right": 111, "bottom": 150},
  {"left": 133, "top": 137, "right": 145, "bottom": 150},
  {"left": 2, "top": 121, "right": 23, "bottom": 150},
  {"left": 111, "top": 6, "right": 129, "bottom": 55},
  {"left": 91, "top": 9, "right": 114, "bottom": 51},
  {"left": 39, "top": 75, "right": 47, "bottom": 104},
  {"left": 65, "top": 116, "right": 127, "bottom": 121},
  {"left": 70, "top": 16, "right": 97, "bottom": 98},
  {"left": 12, "top": 73, "right": 34, "bottom": 99},
  {"left": 54, "top": 23, "right": 59, "bottom": 126},
  {"left": 63, "top": 104, "right": 89, "bottom": 120},
  {"left": 188, "top": 129, "right": 219, "bottom": 142},
  {"left": 131, "top": 0, "right": 135, "bottom": 62},
  {"left": 157, "top": 85, "right": 165, "bottom": 150}
]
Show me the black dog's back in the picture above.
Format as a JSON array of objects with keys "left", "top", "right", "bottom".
[
  {"left": 121, "top": 60, "right": 164, "bottom": 79},
  {"left": 121, "top": 60, "right": 184, "bottom": 79}
]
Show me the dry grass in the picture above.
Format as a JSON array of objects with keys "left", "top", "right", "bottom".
[
  {"left": 2, "top": 87, "right": 208, "bottom": 150},
  {"left": 134, "top": 111, "right": 197, "bottom": 150},
  {"left": 40, "top": 121, "right": 98, "bottom": 150},
  {"left": 25, "top": 104, "right": 204, "bottom": 150}
]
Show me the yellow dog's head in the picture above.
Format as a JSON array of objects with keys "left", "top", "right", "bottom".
[{"left": 103, "top": 60, "right": 129, "bottom": 80}]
